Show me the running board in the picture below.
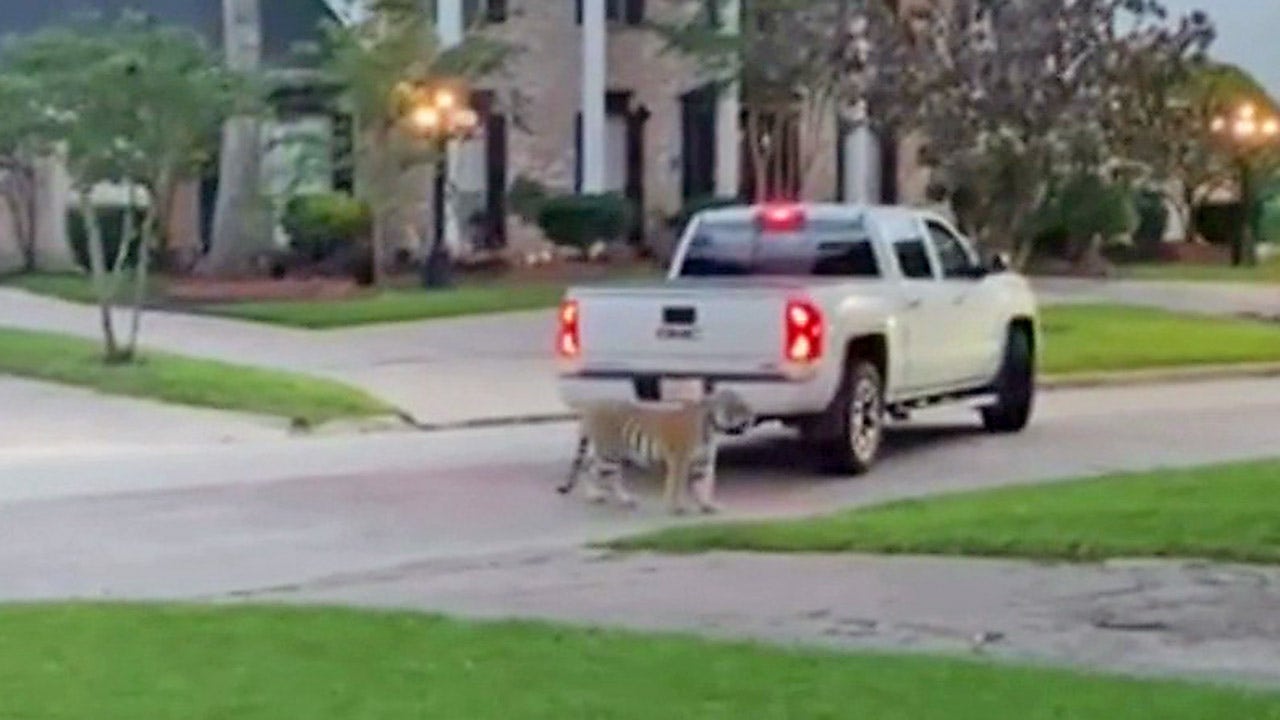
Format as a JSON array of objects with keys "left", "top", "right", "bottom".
[{"left": 889, "top": 388, "right": 998, "bottom": 418}]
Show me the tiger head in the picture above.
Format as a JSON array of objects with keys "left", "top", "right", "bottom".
[{"left": 706, "top": 388, "right": 755, "bottom": 435}]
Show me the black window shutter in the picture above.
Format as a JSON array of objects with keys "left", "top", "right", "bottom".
[
  {"left": 486, "top": 0, "right": 507, "bottom": 22},
  {"left": 624, "top": 0, "right": 645, "bottom": 24},
  {"left": 462, "top": 0, "right": 479, "bottom": 27},
  {"left": 575, "top": 0, "right": 583, "bottom": 24},
  {"left": 574, "top": 113, "right": 583, "bottom": 193}
]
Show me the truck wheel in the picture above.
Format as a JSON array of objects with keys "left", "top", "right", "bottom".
[
  {"left": 817, "top": 360, "right": 886, "bottom": 475},
  {"left": 981, "top": 327, "right": 1035, "bottom": 433}
]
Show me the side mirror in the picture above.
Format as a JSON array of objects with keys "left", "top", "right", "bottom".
[{"left": 988, "top": 252, "right": 1011, "bottom": 274}]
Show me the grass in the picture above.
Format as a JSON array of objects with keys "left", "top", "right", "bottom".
[
  {"left": 1125, "top": 255, "right": 1280, "bottom": 284},
  {"left": 210, "top": 283, "right": 572, "bottom": 329},
  {"left": 1, "top": 271, "right": 166, "bottom": 304},
  {"left": 0, "top": 327, "right": 394, "bottom": 425},
  {"left": 609, "top": 459, "right": 1280, "bottom": 563},
  {"left": 2, "top": 269, "right": 659, "bottom": 329},
  {"left": 1038, "top": 304, "right": 1280, "bottom": 376},
  {"left": 0, "top": 604, "right": 1275, "bottom": 720}
]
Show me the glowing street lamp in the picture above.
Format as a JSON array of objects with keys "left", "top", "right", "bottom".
[
  {"left": 1209, "top": 102, "right": 1280, "bottom": 267},
  {"left": 396, "top": 78, "right": 480, "bottom": 287}
]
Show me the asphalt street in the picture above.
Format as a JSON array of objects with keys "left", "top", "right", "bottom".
[
  {"left": 2, "top": 377, "right": 1276, "bottom": 599},
  {"left": 2, "top": 376, "right": 1279, "bottom": 683}
]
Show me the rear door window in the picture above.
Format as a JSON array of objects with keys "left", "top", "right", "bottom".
[
  {"left": 894, "top": 239, "right": 936, "bottom": 279},
  {"left": 678, "top": 218, "right": 880, "bottom": 278}
]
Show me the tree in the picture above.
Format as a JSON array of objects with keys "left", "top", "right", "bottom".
[
  {"left": 2, "top": 13, "right": 251, "bottom": 361},
  {"left": 202, "top": 0, "right": 268, "bottom": 277},
  {"left": 0, "top": 74, "right": 44, "bottom": 271},
  {"left": 318, "top": 0, "right": 512, "bottom": 286},
  {"left": 907, "top": 0, "right": 1214, "bottom": 267}
]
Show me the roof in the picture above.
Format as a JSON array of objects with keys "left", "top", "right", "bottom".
[{"left": 0, "top": 0, "right": 338, "bottom": 67}]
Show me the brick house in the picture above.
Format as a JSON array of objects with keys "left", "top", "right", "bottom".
[
  {"left": 433, "top": 0, "right": 931, "bottom": 258},
  {"left": 0, "top": 0, "right": 931, "bottom": 273}
]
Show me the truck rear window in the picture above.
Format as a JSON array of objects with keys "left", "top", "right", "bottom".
[{"left": 677, "top": 219, "right": 880, "bottom": 278}]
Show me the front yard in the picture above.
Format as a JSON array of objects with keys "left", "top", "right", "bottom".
[
  {"left": 1, "top": 604, "right": 1275, "bottom": 720},
  {"left": 2, "top": 263, "right": 661, "bottom": 329},
  {"left": 1124, "top": 255, "right": 1280, "bottom": 284},
  {"left": 1038, "top": 304, "right": 1280, "bottom": 376},
  {"left": 610, "top": 458, "right": 1280, "bottom": 564},
  {"left": 0, "top": 327, "right": 394, "bottom": 426}
]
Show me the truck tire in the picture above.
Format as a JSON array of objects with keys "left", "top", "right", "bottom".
[
  {"left": 817, "top": 360, "right": 886, "bottom": 475},
  {"left": 981, "top": 326, "right": 1035, "bottom": 433}
]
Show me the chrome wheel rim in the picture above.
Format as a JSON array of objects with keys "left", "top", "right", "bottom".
[{"left": 849, "top": 377, "right": 883, "bottom": 462}]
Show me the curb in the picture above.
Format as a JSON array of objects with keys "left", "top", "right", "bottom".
[{"left": 293, "top": 411, "right": 421, "bottom": 437}]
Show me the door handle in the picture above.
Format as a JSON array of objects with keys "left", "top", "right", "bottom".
[
  {"left": 905, "top": 298, "right": 923, "bottom": 310},
  {"left": 953, "top": 294, "right": 967, "bottom": 306}
]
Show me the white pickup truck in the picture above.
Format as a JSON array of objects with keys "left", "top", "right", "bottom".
[{"left": 555, "top": 203, "right": 1039, "bottom": 474}]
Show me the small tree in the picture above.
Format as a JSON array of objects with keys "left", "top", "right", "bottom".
[
  {"left": 2, "top": 13, "right": 251, "bottom": 361},
  {"left": 318, "top": 0, "right": 512, "bottom": 287}
]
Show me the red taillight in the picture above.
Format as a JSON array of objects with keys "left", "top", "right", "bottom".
[
  {"left": 784, "top": 298, "right": 823, "bottom": 364},
  {"left": 758, "top": 204, "right": 806, "bottom": 232},
  {"left": 557, "top": 299, "right": 581, "bottom": 358}
]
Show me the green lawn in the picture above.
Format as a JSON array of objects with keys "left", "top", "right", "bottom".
[
  {"left": 1125, "top": 255, "right": 1280, "bottom": 284},
  {"left": 610, "top": 459, "right": 1280, "bottom": 563},
  {"left": 1, "top": 271, "right": 166, "bottom": 304},
  {"left": 1039, "top": 304, "right": 1280, "bottom": 376},
  {"left": 0, "top": 327, "right": 394, "bottom": 425},
  {"left": 0, "top": 604, "right": 1274, "bottom": 720},
  {"left": 210, "top": 283, "right": 572, "bottom": 329},
  {"left": 1, "top": 270, "right": 657, "bottom": 329}
]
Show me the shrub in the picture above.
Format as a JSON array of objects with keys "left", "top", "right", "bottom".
[
  {"left": 1193, "top": 202, "right": 1244, "bottom": 246},
  {"left": 1257, "top": 197, "right": 1280, "bottom": 245},
  {"left": 1131, "top": 189, "right": 1169, "bottom": 260},
  {"left": 536, "top": 193, "right": 634, "bottom": 252},
  {"left": 507, "top": 175, "right": 551, "bottom": 224},
  {"left": 281, "top": 192, "right": 372, "bottom": 262},
  {"left": 1030, "top": 174, "right": 1137, "bottom": 260},
  {"left": 667, "top": 195, "right": 740, "bottom": 233},
  {"left": 67, "top": 205, "right": 149, "bottom": 272}
]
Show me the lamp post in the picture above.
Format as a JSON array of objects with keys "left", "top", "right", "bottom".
[
  {"left": 1209, "top": 102, "right": 1280, "bottom": 267},
  {"left": 396, "top": 79, "right": 480, "bottom": 287}
]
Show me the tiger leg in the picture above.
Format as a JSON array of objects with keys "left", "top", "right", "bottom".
[
  {"left": 557, "top": 432, "right": 591, "bottom": 495},
  {"left": 692, "top": 438, "right": 721, "bottom": 515}
]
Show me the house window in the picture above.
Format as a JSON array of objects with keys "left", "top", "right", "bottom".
[
  {"left": 704, "top": 0, "right": 721, "bottom": 27},
  {"left": 463, "top": 0, "right": 507, "bottom": 25},
  {"left": 575, "top": 0, "right": 645, "bottom": 25}
]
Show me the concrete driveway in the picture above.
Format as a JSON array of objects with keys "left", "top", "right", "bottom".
[{"left": 2, "top": 377, "right": 1278, "bottom": 684}]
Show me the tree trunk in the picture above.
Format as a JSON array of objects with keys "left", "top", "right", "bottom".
[
  {"left": 202, "top": 0, "right": 267, "bottom": 277},
  {"left": 0, "top": 164, "right": 37, "bottom": 271},
  {"left": 77, "top": 187, "right": 121, "bottom": 361}
]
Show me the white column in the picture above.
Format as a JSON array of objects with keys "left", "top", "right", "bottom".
[
  {"left": 715, "top": 0, "right": 742, "bottom": 198},
  {"left": 581, "top": 0, "right": 608, "bottom": 193},
  {"left": 845, "top": 125, "right": 881, "bottom": 204},
  {"left": 437, "top": 0, "right": 465, "bottom": 252}
]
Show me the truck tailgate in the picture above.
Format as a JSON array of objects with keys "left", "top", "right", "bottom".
[{"left": 571, "top": 283, "right": 793, "bottom": 376}]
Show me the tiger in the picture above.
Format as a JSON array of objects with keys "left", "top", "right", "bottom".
[{"left": 557, "top": 388, "right": 754, "bottom": 515}]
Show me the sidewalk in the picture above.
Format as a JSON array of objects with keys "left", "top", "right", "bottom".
[
  {"left": 0, "top": 377, "right": 284, "bottom": 455},
  {"left": 1, "top": 279, "right": 1275, "bottom": 426}
]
